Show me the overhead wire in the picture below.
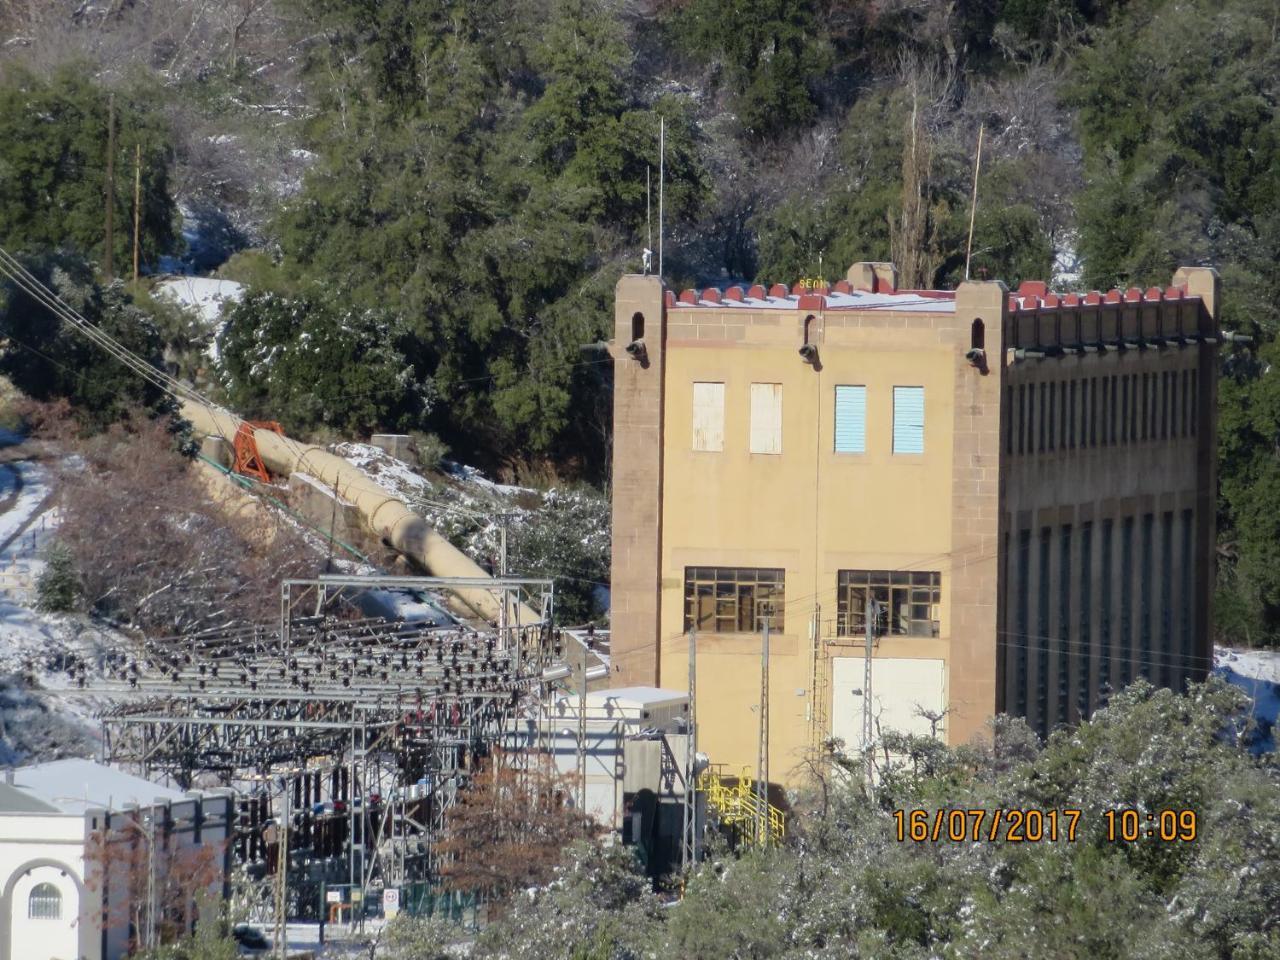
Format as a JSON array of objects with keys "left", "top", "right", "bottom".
[{"left": 0, "top": 247, "right": 210, "bottom": 406}]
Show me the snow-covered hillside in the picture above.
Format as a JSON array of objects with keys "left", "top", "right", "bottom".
[
  {"left": 334, "top": 442, "right": 610, "bottom": 623},
  {"left": 1215, "top": 646, "right": 1280, "bottom": 752},
  {"left": 0, "top": 454, "right": 128, "bottom": 764}
]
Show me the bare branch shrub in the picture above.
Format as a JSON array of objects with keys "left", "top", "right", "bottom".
[
  {"left": 51, "top": 410, "right": 320, "bottom": 635},
  {"left": 84, "top": 811, "right": 228, "bottom": 953},
  {"left": 436, "top": 750, "right": 599, "bottom": 904}
]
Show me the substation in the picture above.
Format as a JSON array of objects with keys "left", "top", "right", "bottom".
[{"left": 74, "top": 573, "right": 568, "bottom": 931}]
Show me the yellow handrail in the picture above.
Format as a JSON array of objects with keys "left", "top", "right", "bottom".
[{"left": 697, "top": 765, "right": 784, "bottom": 846}]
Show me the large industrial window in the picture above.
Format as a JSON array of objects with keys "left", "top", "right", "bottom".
[
  {"left": 684, "top": 567, "right": 784, "bottom": 633},
  {"left": 1068, "top": 380, "right": 1077, "bottom": 449},
  {"left": 1183, "top": 369, "right": 1192, "bottom": 437},
  {"left": 834, "top": 385, "right": 867, "bottom": 454},
  {"left": 1015, "top": 530, "right": 1031, "bottom": 716},
  {"left": 1121, "top": 376, "right": 1130, "bottom": 444},
  {"left": 1079, "top": 522, "right": 1093, "bottom": 719},
  {"left": 749, "top": 383, "right": 783, "bottom": 454},
  {"left": 1179, "top": 369, "right": 1188, "bottom": 436},
  {"left": 1140, "top": 513, "right": 1153, "bottom": 680},
  {"left": 1160, "top": 511, "right": 1173, "bottom": 688},
  {"left": 1140, "top": 373, "right": 1150, "bottom": 441},
  {"left": 691, "top": 382, "right": 725, "bottom": 452},
  {"left": 1182, "top": 371, "right": 1192, "bottom": 437},
  {"left": 1022, "top": 384, "right": 1031, "bottom": 454},
  {"left": 1108, "top": 375, "right": 1118, "bottom": 445},
  {"left": 1037, "top": 527, "right": 1051, "bottom": 736},
  {"left": 1101, "top": 376, "right": 1110, "bottom": 446},
  {"left": 1100, "top": 519, "right": 1113, "bottom": 693},
  {"left": 1089, "top": 377, "right": 1099, "bottom": 447},
  {"left": 1005, "top": 385, "right": 1014, "bottom": 455},
  {"left": 1058, "top": 525, "right": 1071, "bottom": 725},
  {"left": 1120, "top": 517, "right": 1134, "bottom": 685},
  {"left": 1048, "top": 382, "right": 1057, "bottom": 451},
  {"left": 1180, "top": 509, "right": 1194, "bottom": 688},
  {"left": 1038, "top": 383, "right": 1047, "bottom": 453},
  {"left": 836, "top": 570, "right": 940, "bottom": 637},
  {"left": 892, "top": 386, "right": 925, "bottom": 454},
  {"left": 1161, "top": 372, "right": 1170, "bottom": 439},
  {"left": 28, "top": 883, "right": 61, "bottom": 920}
]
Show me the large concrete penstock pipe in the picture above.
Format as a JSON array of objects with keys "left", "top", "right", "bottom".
[{"left": 181, "top": 401, "right": 542, "bottom": 625}]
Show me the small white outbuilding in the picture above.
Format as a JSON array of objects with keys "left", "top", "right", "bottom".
[{"left": 0, "top": 759, "right": 233, "bottom": 960}]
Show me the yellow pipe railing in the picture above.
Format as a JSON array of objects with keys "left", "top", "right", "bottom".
[{"left": 697, "top": 765, "right": 784, "bottom": 846}]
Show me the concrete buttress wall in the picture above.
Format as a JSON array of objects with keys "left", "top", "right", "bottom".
[{"left": 609, "top": 276, "right": 666, "bottom": 686}]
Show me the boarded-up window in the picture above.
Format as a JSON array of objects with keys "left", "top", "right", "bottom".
[
  {"left": 749, "top": 382, "right": 782, "bottom": 454},
  {"left": 892, "top": 386, "right": 925, "bottom": 454},
  {"left": 834, "top": 385, "right": 866, "bottom": 454},
  {"left": 692, "top": 382, "right": 724, "bottom": 451}
]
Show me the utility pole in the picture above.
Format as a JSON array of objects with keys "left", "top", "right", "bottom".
[
  {"left": 964, "top": 124, "right": 985, "bottom": 282},
  {"left": 132, "top": 142, "right": 141, "bottom": 283},
  {"left": 275, "top": 783, "right": 289, "bottom": 959},
  {"left": 757, "top": 616, "right": 770, "bottom": 843},
  {"left": 103, "top": 93, "right": 115, "bottom": 278},
  {"left": 498, "top": 514, "right": 508, "bottom": 647},
  {"left": 863, "top": 600, "right": 878, "bottom": 785},
  {"left": 658, "top": 116, "right": 664, "bottom": 278},
  {"left": 145, "top": 812, "right": 156, "bottom": 953},
  {"left": 682, "top": 628, "right": 698, "bottom": 870},
  {"left": 577, "top": 637, "right": 588, "bottom": 816}
]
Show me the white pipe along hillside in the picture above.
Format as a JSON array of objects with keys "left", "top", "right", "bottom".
[{"left": 181, "top": 401, "right": 542, "bottom": 625}]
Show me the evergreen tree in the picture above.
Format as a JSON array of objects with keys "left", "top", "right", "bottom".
[
  {"left": 0, "top": 65, "right": 177, "bottom": 269},
  {"left": 36, "top": 542, "right": 80, "bottom": 613},
  {"left": 272, "top": 0, "right": 705, "bottom": 463},
  {"left": 215, "top": 289, "right": 432, "bottom": 436},
  {"left": 0, "top": 253, "right": 182, "bottom": 432}
]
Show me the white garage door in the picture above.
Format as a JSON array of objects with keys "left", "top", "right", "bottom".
[{"left": 830, "top": 657, "right": 946, "bottom": 753}]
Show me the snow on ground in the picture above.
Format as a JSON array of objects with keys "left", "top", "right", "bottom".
[
  {"left": 356, "top": 588, "right": 453, "bottom": 627},
  {"left": 0, "top": 461, "right": 52, "bottom": 553},
  {"left": 155, "top": 275, "right": 244, "bottom": 325},
  {"left": 0, "top": 441, "right": 148, "bottom": 764},
  {"left": 1214, "top": 646, "right": 1280, "bottom": 753},
  {"left": 336, "top": 443, "right": 435, "bottom": 498},
  {"left": 442, "top": 460, "right": 532, "bottom": 497},
  {"left": 0, "top": 462, "right": 128, "bottom": 763}
]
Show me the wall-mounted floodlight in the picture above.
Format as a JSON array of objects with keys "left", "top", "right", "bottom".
[
  {"left": 798, "top": 343, "right": 819, "bottom": 364},
  {"left": 625, "top": 339, "right": 648, "bottom": 364}
]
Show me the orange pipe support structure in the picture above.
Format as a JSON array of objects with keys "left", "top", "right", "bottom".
[{"left": 182, "top": 401, "right": 541, "bottom": 625}]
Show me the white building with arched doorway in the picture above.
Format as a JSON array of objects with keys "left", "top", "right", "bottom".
[{"left": 0, "top": 759, "right": 233, "bottom": 960}]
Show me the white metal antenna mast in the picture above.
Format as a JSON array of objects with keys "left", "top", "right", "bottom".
[
  {"left": 964, "top": 124, "right": 985, "bottom": 281},
  {"left": 658, "top": 116, "right": 665, "bottom": 278}
]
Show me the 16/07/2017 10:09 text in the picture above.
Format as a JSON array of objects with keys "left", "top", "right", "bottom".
[{"left": 893, "top": 808, "right": 1198, "bottom": 843}]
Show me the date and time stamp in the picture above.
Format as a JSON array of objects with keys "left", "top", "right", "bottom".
[{"left": 893, "top": 808, "right": 1198, "bottom": 844}]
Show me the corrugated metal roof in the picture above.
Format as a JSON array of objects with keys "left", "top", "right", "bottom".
[
  {"left": 0, "top": 782, "right": 60, "bottom": 814},
  {"left": 9, "top": 759, "right": 186, "bottom": 815}
]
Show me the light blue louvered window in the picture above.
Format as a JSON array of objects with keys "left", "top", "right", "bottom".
[
  {"left": 892, "top": 386, "right": 925, "bottom": 454},
  {"left": 834, "top": 386, "right": 866, "bottom": 454}
]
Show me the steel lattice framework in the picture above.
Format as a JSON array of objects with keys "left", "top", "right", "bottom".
[{"left": 73, "top": 575, "right": 563, "bottom": 928}]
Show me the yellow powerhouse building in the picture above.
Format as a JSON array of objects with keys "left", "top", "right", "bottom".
[{"left": 609, "top": 261, "right": 1221, "bottom": 786}]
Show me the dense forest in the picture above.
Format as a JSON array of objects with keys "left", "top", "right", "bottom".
[{"left": 1, "top": 0, "right": 1280, "bottom": 644}]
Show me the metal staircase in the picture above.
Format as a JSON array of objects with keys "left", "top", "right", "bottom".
[{"left": 697, "top": 765, "right": 784, "bottom": 847}]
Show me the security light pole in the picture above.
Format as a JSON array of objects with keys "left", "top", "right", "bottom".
[
  {"left": 757, "top": 617, "right": 770, "bottom": 842},
  {"left": 682, "top": 628, "right": 698, "bottom": 869},
  {"left": 864, "top": 600, "right": 878, "bottom": 785}
]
